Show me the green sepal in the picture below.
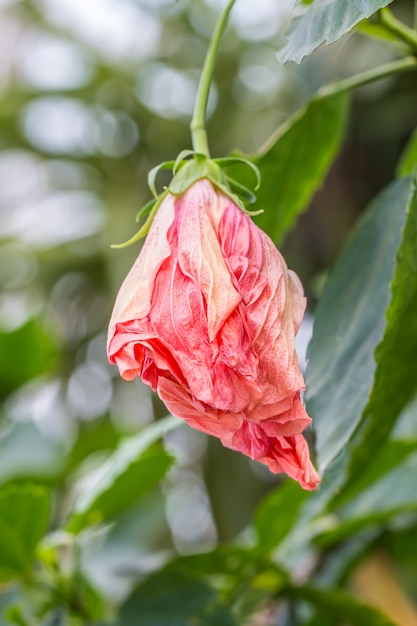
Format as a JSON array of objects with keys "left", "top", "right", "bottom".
[
  {"left": 173, "top": 149, "right": 196, "bottom": 174},
  {"left": 214, "top": 156, "right": 261, "bottom": 190},
  {"left": 148, "top": 161, "right": 176, "bottom": 198},
  {"left": 111, "top": 192, "right": 167, "bottom": 249},
  {"left": 168, "top": 156, "right": 264, "bottom": 216},
  {"left": 112, "top": 153, "right": 263, "bottom": 250},
  {"left": 168, "top": 155, "right": 228, "bottom": 195},
  {"left": 226, "top": 176, "right": 257, "bottom": 204},
  {"left": 135, "top": 197, "right": 157, "bottom": 223},
  {"left": 213, "top": 179, "right": 264, "bottom": 216}
]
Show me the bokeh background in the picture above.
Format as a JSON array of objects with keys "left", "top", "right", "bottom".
[{"left": 1, "top": 0, "right": 416, "bottom": 604}]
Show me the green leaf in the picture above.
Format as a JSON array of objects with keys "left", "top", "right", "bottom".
[
  {"left": 306, "top": 177, "right": 415, "bottom": 474},
  {"left": 397, "top": 127, "right": 417, "bottom": 177},
  {"left": 0, "top": 484, "right": 50, "bottom": 582},
  {"left": 346, "top": 176, "right": 417, "bottom": 479},
  {"left": 67, "top": 416, "right": 180, "bottom": 532},
  {"left": 278, "top": 0, "right": 394, "bottom": 64},
  {"left": 233, "top": 92, "right": 348, "bottom": 244},
  {"left": 255, "top": 480, "right": 310, "bottom": 553},
  {"left": 289, "top": 584, "right": 397, "bottom": 625},
  {"left": 0, "top": 320, "right": 55, "bottom": 397},
  {"left": 117, "top": 569, "right": 237, "bottom": 626},
  {"left": 337, "top": 449, "right": 417, "bottom": 526}
]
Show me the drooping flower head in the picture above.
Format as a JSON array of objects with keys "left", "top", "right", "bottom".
[{"left": 108, "top": 178, "right": 320, "bottom": 490}]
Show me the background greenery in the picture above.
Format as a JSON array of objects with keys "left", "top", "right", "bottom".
[{"left": 1, "top": 0, "right": 417, "bottom": 624}]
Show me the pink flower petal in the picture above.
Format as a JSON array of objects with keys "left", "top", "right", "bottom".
[{"left": 108, "top": 179, "right": 320, "bottom": 489}]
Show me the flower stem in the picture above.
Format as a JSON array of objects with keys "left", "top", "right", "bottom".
[
  {"left": 190, "top": 0, "right": 237, "bottom": 157},
  {"left": 378, "top": 7, "right": 417, "bottom": 52},
  {"left": 318, "top": 56, "right": 417, "bottom": 98}
]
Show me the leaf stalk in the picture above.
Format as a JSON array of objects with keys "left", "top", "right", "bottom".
[
  {"left": 319, "top": 56, "right": 417, "bottom": 98},
  {"left": 378, "top": 7, "right": 417, "bottom": 52}
]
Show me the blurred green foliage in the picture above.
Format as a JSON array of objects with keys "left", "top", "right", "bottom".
[{"left": 0, "top": 0, "right": 417, "bottom": 624}]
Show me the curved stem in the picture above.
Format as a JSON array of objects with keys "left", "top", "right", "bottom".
[
  {"left": 190, "top": 0, "right": 237, "bottom": 157},
  {"left": 318, "top": 56, "right": 417, "bottom": 98},
  {"left": 378, "top": 7, "right": 417, "bottom": 52}
]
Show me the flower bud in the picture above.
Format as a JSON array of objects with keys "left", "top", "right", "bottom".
[{"left": 108, "top": 179, "right": 320, "bottom": 490}]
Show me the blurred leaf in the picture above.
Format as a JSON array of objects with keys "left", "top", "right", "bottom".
[
  {"left": 67, "top": 416, "right": 180, "bottom": 532},
  {"left": 289, "top": 584, "right": 397, "bottom": 625},
  {"left": 117, "top": 569, "right": 237, "bottom": 626},
  {"left": 171, "top": 546, "right": 287, "bottom": 588},
  {"left": 397, "top": 127, "right": 417, "bottom": 176},
  {"left": 0, "top": 590, "right": 17, "bottom": 626},
  {"left": 337, "top": 449, "right": 417, "bottom": 525},
  {"left": 315, "top": 441, "right": 417, "bottom": 548},
  {"left": 331, "top": 439, "right": 417, "bottom": 512},
  {"left": 313, "top": 530, "right": 380, "bottom": 587},
  {"left": 69, "top": 572, "right": 106, "bottom": 621},
  {"left": 0, "top": 484, "right": 50, "bottom": 582},
  {"left": 66, "top": 419, "right": 122, "bottom": 473},
  {"left": 79, "top": 493, "right": 171, "bottom": 603},
  {"left": 0, "top": 320, "right": 55, "bottom": 397},
  {"left": 172, "top": 548, "right": 287, "bottom": 623},
  {"left": 278, "top": 0, "right": 394, "bottom": 64},
  {"left": 387, "top": 524, "right": 417, "bottom": 573},
  {"left": 306, "top": 177, "right": 415, "bottom": 474},
  {"left": 0, "top": 422, "right": 64, "bottom": 486},
  {"left": 233, "top": 92, "right": 348, "bottom": 244},
  {"left": 255, "top": 480, "right": 310, "bottom": 553}
]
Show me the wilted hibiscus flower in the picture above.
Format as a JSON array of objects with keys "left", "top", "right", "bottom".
[{"left": 108, "top": 178, "right": 320, "bottom": 490}]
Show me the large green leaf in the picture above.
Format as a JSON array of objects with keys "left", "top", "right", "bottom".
[
  {"left": 289, "top": 584, "right": 397, "bottom": 625},
  {"left": 306, "top": 177, "right": 415, "bottom": 473},
  {"left": 233, "top": 92, "right": 348, "bottom": 244},
  {"left": 346, "top": 175, "right": 417, "bottom": 478},
  {"left": 67, "top": 416, "right": 180, "bottom": 532},
  {"left": 117, "top": 569, "right": 237, "bottom": 626},
  {"left": 278, "top": 0, "right": 394, "bottom": 64},
  {"left": 0, "top": 484, "right": 50, "bottom": 582}
]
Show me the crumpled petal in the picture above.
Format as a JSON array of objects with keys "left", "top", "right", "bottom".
[{"left": 108, "top": 179, "right": 320, "bottom": 490}]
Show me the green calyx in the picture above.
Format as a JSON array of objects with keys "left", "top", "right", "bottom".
[
  {"left": 111, "top": 152, "right": 262, "bottom": 249},
  {"left": 112, "top": 1, "right": 244, "bottom": 250}
]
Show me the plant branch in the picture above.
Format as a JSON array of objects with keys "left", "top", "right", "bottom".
[
  {"left": 378, "top": 7, "right": 417, "bottom": 52},
  {"left": 318, "top": 56, "right": 417, "bottom": 98},
  {"left": 190, "top": 0, "right": 237, "bottom": 156}
]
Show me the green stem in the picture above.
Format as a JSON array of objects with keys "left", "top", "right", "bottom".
[
  {"left": 190, "top": 0, "right": 237, "bottom": 157},
  {"left": 378, "top": 7, "right": 417, "bottom": 52},
  {"left": 318, "top": 56, "right": 417, "bottom": 98},
  {"left": 414, "top": 0, "right": 417, "bottom": 32}
]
